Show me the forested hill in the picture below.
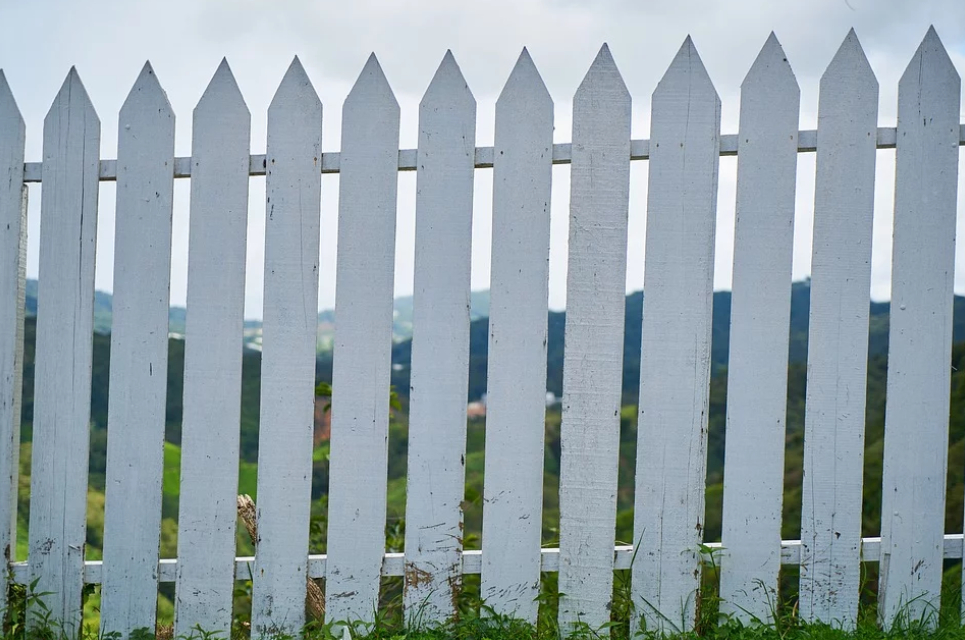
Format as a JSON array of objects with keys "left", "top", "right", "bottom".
[
  {"left": 385, "top": 281, "right": 965, "bottom": 402},
  {"left": 20, "top": 280, "right": 965, "bottom": 424},
  {"left": 15, "top": 281, "right": 965, "bottom": 558}
]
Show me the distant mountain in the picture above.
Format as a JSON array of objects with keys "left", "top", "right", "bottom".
[
  {"left": 385, "top": 281, "right": 965, "bottom": 402},
  {"left": 23, "top": 276, "right": 965, "bottom": 405},
  {"left": 389, "top": 290, "right": 491, "bottom": 341},
  {"left": 24, "top": 279, "right": 115, "bottom": 335},
  {"left": 22, "top": 280, "right": 492, "bottom": 353}
]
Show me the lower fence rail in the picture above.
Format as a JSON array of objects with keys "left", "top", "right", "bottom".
[{"left": 8, "top": 534, "right": 964, "bottom": 585}]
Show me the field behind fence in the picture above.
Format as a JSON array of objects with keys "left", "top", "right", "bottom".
[{"left": 1, "top": 26, "right": 965, "bottom": 640}]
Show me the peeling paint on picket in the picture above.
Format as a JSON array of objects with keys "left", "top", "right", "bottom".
[
  {"left": 249, "top": 57, "right": 322, "bottom": 636},
  {"left": 480, "top": 48, "right": 553, "bottom": 623},
  {"left": 28, "top": 68, "right": 100, "bottom": 639},
  {"left": 557, "top": 44, "right": 630, "bottom": 633},
  {"left": 0, "top": 70, "right": 26, "bottom": 621},
  {"left": 403, "top": 52, "right": 476, "bottom": 626},
  {"left": 100, "top": 63, "right": 176, "bottom": 638},
  {"left": 174, "top": 60, "right": 251, "bottom": 639},
  {"left": 878, "top": 28, "right": 961, "bottom": 629},
  {"left": 633, "top": 37, "right": 720, "bottom": 634},
  {"left": 799, "top": 30, "right": 878, "bottom": 630},
  {"left": 325, "top": 54, "right": 399, "bottom": 625},
  {"left": 718, "top": 34, "right": 799, "bottom": 623}
]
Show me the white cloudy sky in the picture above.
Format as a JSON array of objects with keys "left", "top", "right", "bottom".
[{"left": 2, "top": 0, "right": 964, "bottom": 318}]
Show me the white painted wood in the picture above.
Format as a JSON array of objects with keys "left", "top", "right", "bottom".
[
  {"left": 557, "top": 44, "right": 630, "bottom": 633},
  {"left": 28, "top": 68, "right": 100, "bottom": 638},
  {"left": 799, "top": 30, "right": 878, "bottom": 630},
  {"left": 480, "top": 49, "right": 553, "bottom": 623},
  {"left": 249, "top": 58, "right": 322, "bottom": 637},
  {"left": 718, "top": 34, "right": 799, "bottom": 623},
  {"left": 632, "top": 38, "right": 720, "bottom": 635},
  {"left": 174, "top": 60, "right": 251, "bottom": 639},
  {"left": 0, "top": 70, "right": 26, "bottom": 619},
  {"left": 878, "top": 28, "right": 960, "bottom": 630},
  {"left": 403, "top": 51, "right": 475, "bottom": 626},
  {"left": 99, "top": 63, "right": 176, "bottom": 639},
  {"left": 325, "top": 54, "right": 400, "bottom": 625}
]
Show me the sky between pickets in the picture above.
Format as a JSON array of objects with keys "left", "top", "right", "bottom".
[{"left": 1, "top": 0, "right": 964, "bottom": 318}]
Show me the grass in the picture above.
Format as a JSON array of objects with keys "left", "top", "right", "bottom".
[{"left": 5, "top": 575, "right": 965, "bottom": 640}]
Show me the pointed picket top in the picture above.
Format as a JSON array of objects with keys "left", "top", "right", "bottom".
[
  {"left": 899, "top": 26, "right": 960, "bottom": 97},
  {"left": 821, "top": 29, "right": 877, "bottom": 93},
  {"left": 421, "top": 50, "right": 475, "bottom": 110},
  {"left": 345, "top": 53, "right": 398, "bottom": 112},
  {"left": 196, "top": 58, "right": 248, "bottom": 119},
  {"left": 0, "top": 71, "right": 24, "bottom": 129},
  {"left": 269, "top": 56, "right": 321, "bottom": 114},
  {"left": 45, "top": 67, "right": 98, "bottom": 128},
  {"left": 742, "top": 32, "right": 798, "bottom": 94},
  {"left": 654, "top": 36, "right": 719, "bottom": 103},
  {"left": 575, "top": 43, "right": 629, "bottom": 103},
  {"left": 120, "top": 62, "right": 172, "bottom": 121},
  {"left": 497, "top": 48, "right": 552, "bottom": 109}
]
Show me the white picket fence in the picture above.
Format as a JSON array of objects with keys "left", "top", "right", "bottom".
[{"left": 0, "top": 27, "right": 964, "bottom": 639}]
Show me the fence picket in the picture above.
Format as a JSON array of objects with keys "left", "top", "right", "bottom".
[
  {"left": 325, "top": 54, "right": 399, "bottom": 625},
  {"left": 878, "top": 28, "right": 961, "bottom": 629},
  {"left": 28, "top": 68, "right": 100, "bottom": 638},
  {"left": 799, "top": 30, "right": 878, "bottom": 629},
  {"left": 174, "top": 60, "right": 251, "bottom": 638},
  {"left": 403, "top": 51, "right": 476, "bottom": 625},
  {"left": 718, "top": 34, "right": 799, "bottom": 623},
  {"left": 99, "top": 63, "right": 176, "bottom": 638},
  {"left": 632, "top": 38, "right": 720, "bottom": 634},
  {"left": 480, "top": 49, "right": 553, "bottom": 623},
  {"left": 249, "top": 58, "right": 322, "bottom": 636},
  {"left": 557, "top": 44, "right": 630, "bottom": 632},
  {"left": 0, "top": 71, "right": 26, "bottom": 620}
]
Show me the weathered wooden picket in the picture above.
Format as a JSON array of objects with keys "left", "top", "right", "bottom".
[{"left": 0, "top": 26, "right": 963, "bottom": 639}]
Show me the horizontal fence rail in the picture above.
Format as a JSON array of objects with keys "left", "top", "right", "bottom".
[
  {"left": 9, "top": 534, "right": 965, "bottom": 585},
  {"left": 18, "top": 125, "right": 965, "bottom": 182}
]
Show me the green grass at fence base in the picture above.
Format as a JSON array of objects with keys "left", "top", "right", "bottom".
[
  {"left": 7, "top": 563, "right": 965, "bottom": 640},
  {"left": 6, "top": 594, "right": 965, "bottom": 640}
]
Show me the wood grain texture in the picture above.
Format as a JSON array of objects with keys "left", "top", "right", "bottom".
[
  {"left": 719, "top": 34, "right": 799, "bottom": 623},
  {"left": 878, "top": 28, "right": 960, "bottom": 629},
  {"left": 799, "top": 30, "right": 878, "bottom": 629},
  {"left": 480, "top": 48, "right": 553, "bottom": 623},
  {"left": 632, "top": 37, "right": 720, "bottom": 634},
  {"left": 174, "top": 60, "right": 251, "bottom": 639},
  {"left": 28, "top": 68, "right": 100, "bottom": 638},
  {"left": 557, "top": 44, "right": 630, "bottom": 633},
  {"left": 250, "top": 58, "right": 322, "bottom": 636},
  {"left": 325, "top": 54, "right": 400, "bottom": 625},
  {"left": 0, "top": 70, "right": 25, "bottom": 620},
  {"left": 99, "top": 63, "right": 176, "bottom": 638},
  {"left": 403, "top": 51, "right": 476, "bottom": 626}
]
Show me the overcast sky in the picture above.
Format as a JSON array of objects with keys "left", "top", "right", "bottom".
[{"left": 2, "top": 0, "right": 964, "bottom": 318}]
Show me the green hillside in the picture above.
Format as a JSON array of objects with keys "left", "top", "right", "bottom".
[{"left": 385, "top": 281, "right": 965, "bottom": 402}]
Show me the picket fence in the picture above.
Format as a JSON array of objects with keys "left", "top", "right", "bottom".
[{"left": 1, "top": 26, "right": 964, "bottom": 640}]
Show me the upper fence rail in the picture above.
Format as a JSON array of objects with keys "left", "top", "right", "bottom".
[{"left": 18, "top": 125, "right": 965, "bottom": 182}]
